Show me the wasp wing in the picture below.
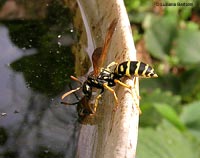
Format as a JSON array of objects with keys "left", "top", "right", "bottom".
[{"left": 92, "top": 18, "right": 118, "bottom": 76}]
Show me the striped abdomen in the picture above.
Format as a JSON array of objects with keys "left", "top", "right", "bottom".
[{"left": 114, "top": 61, "right": 158, "bottom": 78}]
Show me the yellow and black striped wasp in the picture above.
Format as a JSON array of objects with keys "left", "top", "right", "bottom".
[
  {"left": 61, "top": 19, "right": 119, "bottom": 118},
  {"left": 61, "top": 18, "right": 158, "bottom": 118}
]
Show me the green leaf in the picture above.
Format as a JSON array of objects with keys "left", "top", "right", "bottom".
[
  {"left": 140, "top": 74, "right": 181, "bottom": 94},
  {"left": 137, "top": 121, "right": 199, "bottom": 158},
  {"left": 186, "top": 22, "right": 199, "bottom": 31},
  {"left": 180, "top": 67, "right": 200, "bottom": 102},
  {"left": 180, "top": 100, "right": 200, "bottom": 142},
  {"left": 144, "top": 15, "right": 177, "bottom": 60},
  {"left": 139, "top": 89, "right": 181, "bottom": 127},
  {"left": 154, "top": 103, "right": 186, "bottom": 131},
  {"left": 140, "top": 89, "right": 181, "bottom": 107},
  {"left": 175, "top": 29, "right": 200, "bottom": 64}
]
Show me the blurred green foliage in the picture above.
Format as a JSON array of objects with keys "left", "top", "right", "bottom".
[{"left": 125, "top": 0, "right": 200, "bottom": 157}]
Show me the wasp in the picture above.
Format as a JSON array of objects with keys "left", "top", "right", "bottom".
[
  {"left": 61, "top": 18, "right": 158, "bottom": 117},
  {"left": 87, "top": 60, "right": 158, "bottom": 113},
  {"left": 61, "top": 19, "right": 119, "bottom": 117}
]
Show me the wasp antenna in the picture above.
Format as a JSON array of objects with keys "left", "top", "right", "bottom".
[
  {"left": 69, "top": 83, "right": 81, "bottom": 100},
  {"left": 70, "top": 75, "right": 82, "bottom": 85},
  {"left": 61, "top": 87, "right": 81, "bottom": 100},
  {"left": 61, "top": 101, "right": 79, "bottom": 105}
]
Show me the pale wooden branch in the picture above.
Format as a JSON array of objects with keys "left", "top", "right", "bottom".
[{"left": 64, "top": 0, "right": 139, "bottom": 158}]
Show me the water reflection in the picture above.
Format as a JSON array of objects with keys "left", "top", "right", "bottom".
[{"left": 0, "top": 24, "right": 80, "bottom": 158}]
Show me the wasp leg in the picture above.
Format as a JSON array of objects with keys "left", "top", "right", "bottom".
[
  {"left": 88, "top": 104, "right": 96, "bottom": 115},
  {"left": 131, "top": 77, "right": 141, "bottom": 114},
  {"left": 103, "top": 83, "right": 119, "bottom": 111},
  {"left": 93, "top": 94, "right": 102, "bottom": 114},
  {"left": 114, "top": 79, "right": 131, "bottom": 89},
  {"left": 114, "top": 78, "right": 142, "bottom": 114},
  {"left": 114, "top": 78, "right": 140, "bottom": 100},
  {"left": 133, "top": 77, "right": 141, "bottom": 100}
]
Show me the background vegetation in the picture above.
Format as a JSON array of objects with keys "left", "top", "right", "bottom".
[{"left": 125, "top": 0, "right": 200, "bottom": 157}]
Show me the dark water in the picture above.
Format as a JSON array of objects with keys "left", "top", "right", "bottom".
[{"left": 0, "top": 5, "right": 81, "bottom": 158}]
